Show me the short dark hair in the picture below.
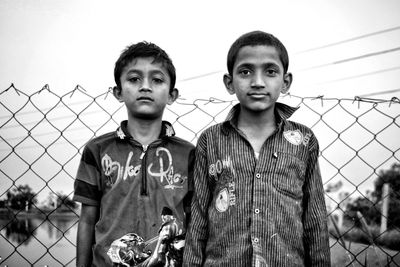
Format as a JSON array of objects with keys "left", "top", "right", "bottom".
[
  {"left": 227, "top": 31, "right": 289, "bottom": 75},
  {"left": 114, "top": 41, "right": 176, "bottom": 92}
]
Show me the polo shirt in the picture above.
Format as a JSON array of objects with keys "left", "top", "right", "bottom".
[{"left": 73, "top": 120, "right": 195, "bottom": 266}]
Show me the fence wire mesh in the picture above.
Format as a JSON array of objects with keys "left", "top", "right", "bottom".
[{"left": 0, "top": 84, "right": 399, "bottom": 266}]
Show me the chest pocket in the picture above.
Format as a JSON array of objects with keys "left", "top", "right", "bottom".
[{"left": 272, "top": 151, "right": 306, "bottom": 200}]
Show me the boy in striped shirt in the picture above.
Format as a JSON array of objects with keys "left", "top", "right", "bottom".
[{"left": 183, "top": 31, "right": 330, "bottom": 266}]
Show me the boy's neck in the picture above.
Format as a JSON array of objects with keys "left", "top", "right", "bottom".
[
  {"left": 126, "top": 117, "right": 163, "bottom": 146},
  {"left": 237, "top": 106, "right": 277, "bottom": 153},
  {"left": 238, "top": 105, "right": 276, "bottom": 128}
]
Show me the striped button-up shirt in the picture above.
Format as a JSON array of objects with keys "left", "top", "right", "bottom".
[{"left": 183, "top": 103, "right": 330, "bottom": 267}]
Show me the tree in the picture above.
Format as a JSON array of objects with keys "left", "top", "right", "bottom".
[
  {"left": 59, "top": 195, "right": 77, "bottom": 210},
  {"left": 345, "top": 163, "right": 400, "bottom": 228},
  {"left": 6, "top": 184, "right": 37, "bottom": 211},
  {"left": 373, "top": 163, "right": 400, "bottom": 228},
  {"left": 0, "top": 198, "right": 7, "bottom": 208},
  {"left": 346, "top": 196, "right": 380, "bottom": 226},
  {"left": 48, "top": 192, "right": 77, "bottom": 211}
]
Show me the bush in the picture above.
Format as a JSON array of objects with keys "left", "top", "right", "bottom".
[
  {"left": 375, "top": 229, "right": 400, "bottom": 251},
  {"left": 329, "top": 219, "right": 400, "bottom": 251}
]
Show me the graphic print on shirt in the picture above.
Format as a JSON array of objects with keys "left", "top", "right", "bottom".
[
  {"left": 209, "top": 156, "right": 236, "bottom": 212},
  {"left": 102, "top": 152, "right": 140, "bottom": 187},
  {"left": 148, "top": 147, "right": 187, "bottom": 189},
  {"left": 215, "top": 188, "right": 229, "bottom": 212},
  {"left": 283, "top": 130, "right": 312, "bottom": 146},
  {"left": 101, "top": 148, "right": 187, "bottom": 189}
]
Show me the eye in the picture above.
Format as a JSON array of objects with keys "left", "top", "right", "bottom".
[
  {"left": 153, "top": 77, "right": 164, "bottom": 84},
  {"left": 238, "top": 69, "right": 251, "bottom": 76},
  {"left": 266, "top": 69, "right": 278, "bottom": 76},
  {"left": 128, "top": 76, "right": 140, "bottom": 83}
]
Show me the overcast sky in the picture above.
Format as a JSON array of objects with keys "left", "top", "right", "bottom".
[
  {"left": 1, "top": 0, "right": 399, "bottom": 202},
  {"left": 1, "top": 0, "right": 400, "bottom": 100}
]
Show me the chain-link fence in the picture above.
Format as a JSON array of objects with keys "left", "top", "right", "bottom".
[{"left": 0, "top": 84, "right": 399, "bottom": 266}]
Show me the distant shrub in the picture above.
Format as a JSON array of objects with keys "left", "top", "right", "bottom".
[
  {"left": 329, "top": 219, "right": 400, "bottom": 251},
  {"left": 375, "top": 229, "right": 400, "bottom": 251}
]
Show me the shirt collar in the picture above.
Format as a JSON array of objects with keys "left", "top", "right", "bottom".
[
  {"left": 222, "top": 102, "right": 299, "bottom": 134},
  {"left": 116, "top": 120, "right": 176, "bottom": 140}
]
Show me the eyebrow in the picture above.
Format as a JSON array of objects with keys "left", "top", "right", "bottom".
[
  {"left": 236, "top": 62, "right": 281, "bottom": 69},
  {"left": 125, "top": 69, "right": 167, "bottom": 76}
]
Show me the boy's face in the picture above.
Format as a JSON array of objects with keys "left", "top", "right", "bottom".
[
  {"left": 224, "top": 45, "right": 292, "bottom": 113},
  {"left": 114, "top": 57, "right": 178, "bottom": 120}
]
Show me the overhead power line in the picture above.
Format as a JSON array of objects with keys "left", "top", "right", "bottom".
[
  {"left": 359, "top": 88, "right": 400, "bottom": 97},
  {"left": 178, "top": 70, "right": 222, "bottom": 82},
  {"left": 177, "top": 28, "right": 400, "bottom": 82},
  {"left": 2, "top": 25, "right": 399, "bottom": 129},
  {"left": 297, "top": 46, "right": 400, "bottom": 72},
  {"left": 312, "top": 66, "right": 400, "bottom": 86},
  {"left": 295, "top": 26, "right": 400, "bottom": 54}
]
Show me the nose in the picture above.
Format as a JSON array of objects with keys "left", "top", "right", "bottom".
[
  {"left": 139, "top": 78, "right": 152, "bottom": 92},
  {"left": 251, "top": 71, "right": 265, "bottom": 89}
]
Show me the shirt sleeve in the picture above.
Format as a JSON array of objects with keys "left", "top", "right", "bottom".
[
  {"left": 302, "top": 135, "right": 331, "bottom": 266},
  {"left": 183, "top": 147, "right": 195, "bottom": 229},
  {"left": 73, "top": 142, "right": 102, "bottom": 206},
  {"left": 183, "top": 133, "right": 211, "bottom": 266}
]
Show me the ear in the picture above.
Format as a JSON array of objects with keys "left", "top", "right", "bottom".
[
  {"left": 281, "top": 72, "right": 293, "bottom": 94},
  {"left": 167, "top": 88, "right": 179, "bottom": 105},
  {"left": 113, "top": 86, "right": 124, "bottom": 102},
  {"left": 223, "top": 74, "right": 235, "bottom": 95}
]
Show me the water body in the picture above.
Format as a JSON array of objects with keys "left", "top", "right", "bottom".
[{"left": 0, "top": 215, "right": 78, "bottom": 266}]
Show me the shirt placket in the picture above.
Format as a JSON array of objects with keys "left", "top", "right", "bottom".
[
  {"left": 251, "top": 167, "right": 265, "bottom": 267},
  {"left": 251, "top": 134, "right": 281, "bottom": 267},
  {"left": 251, "top": 155, "right": 271, "bottom": 266}
]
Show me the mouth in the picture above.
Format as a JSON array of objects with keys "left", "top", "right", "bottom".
[
  {"left": 248, "top": 92, "right": 268, "bottom": 99},
  {"left": 137, "top": 96, "right": 154, "bottom": 102}
]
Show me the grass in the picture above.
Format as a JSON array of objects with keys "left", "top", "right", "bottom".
[
  {"left": 329, "top": 220, "right": 400, "bottom": 251},
  {"left": 329, "top": 215, "right": 400, "bottom": 266},
  {"left": 330, "top": 238, "right": 400, "bottom": 266}
]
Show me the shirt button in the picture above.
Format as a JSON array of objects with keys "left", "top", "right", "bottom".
[
  {"left": 255, "top": 209, "right": 260, "bottom": 214},
  {"left": 255, "top": 173, "right": 261, "bottom": 179},
  {"left": 253, "top": 237, "right": 259, "bottom": 243}
]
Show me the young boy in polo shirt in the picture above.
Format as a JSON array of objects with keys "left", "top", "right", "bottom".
[
  {"left": 73, "top": 41, "right": 194, "bottom": 266},
  {"left": 183, "top": 31, "right": 330, "bottom": 266}
]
